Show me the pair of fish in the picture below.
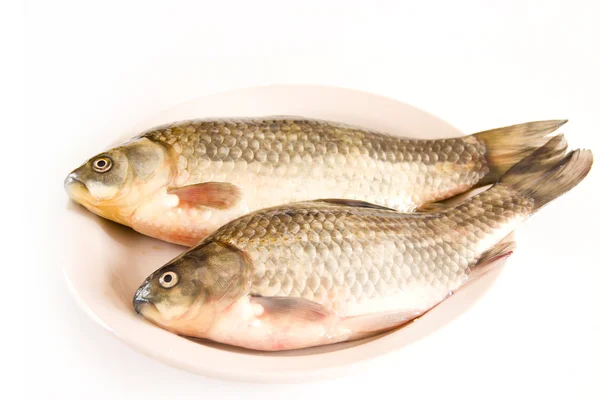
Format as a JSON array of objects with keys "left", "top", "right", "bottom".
[{"left": 65, "top": 117, "right": 592, "bottom": 351}]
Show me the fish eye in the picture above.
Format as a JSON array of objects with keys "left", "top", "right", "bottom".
[
  {"left": 92, "top": 157, "right": 113, "bottom": 173},
  {"left": 159, "top": 271, "right": 178, "bottom": 288}
]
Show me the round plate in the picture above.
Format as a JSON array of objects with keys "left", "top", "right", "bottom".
[{"left": 62, "top": 85, "right": 507, "bottom": 382}]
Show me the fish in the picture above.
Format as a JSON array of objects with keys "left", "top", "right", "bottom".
[
  {"left": 65, "top": 117, "right": 565, "bottom": 246},
  {"left": 133, "top": 135, "right": 592, "bottom": 351}
]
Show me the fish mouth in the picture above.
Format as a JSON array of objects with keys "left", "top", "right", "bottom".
[
  {"left": 133, "top": 298, "right": 161, "bottom": 321},
  {"left": 64, "top": 172, "right": 130, "bottom": 225},
  {"left": 133, "top": 298, "right": 152, "bottom": 315},
  {"left": 133, "top": 282, "right": 157, "bottom": 316},
  {"left": 64, "top": 173, "right": 90, "bottom": 202}
]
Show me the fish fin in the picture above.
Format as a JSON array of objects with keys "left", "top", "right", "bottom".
[
  {"left": 342, "top": 309, "right": 425, "bottom": 339},
  {"left": 468, "top": 241, "right": 516, "bottom": 282},
  {"left": 416, "top": 186, "right": 489, "bottom": 212},
  {"left": 250, "top": 296, "right": 329, "bottom": 322},
  {"left": 416, "top": 201, "right": 451, "bottom": 213},
  {"left": 262, "top": 115, "right": 311, "bottom": 120},
  {"left": 168, "top": 182, "right": 242, "bottom": 210},
  {"left": 498, "top": 135, "right": 593, "bottom": 212},
  {"left": 474, "top": 119, "right": 567, "bottom": 186},
  {"left": 314, "top": 198, "right": 397, "bottom": 211}
]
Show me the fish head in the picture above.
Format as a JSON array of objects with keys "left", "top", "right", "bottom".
[
  {"left": 64, "top": 138, "right": 171, "bottom": 224},
  {"left": 133, "top": 241, "right": 250, "bottom": 337}
]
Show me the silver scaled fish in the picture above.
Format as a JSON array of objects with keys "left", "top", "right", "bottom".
[
  {"left": 133, "top": 136, "right": 592, "bottom": 350},
  {"left": 65, "top": 117, "right": 565, "bottom": 246}
]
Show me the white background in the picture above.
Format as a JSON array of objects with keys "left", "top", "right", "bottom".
[{"left": 20, "top": 0, "right": 599, "bottom": 399}]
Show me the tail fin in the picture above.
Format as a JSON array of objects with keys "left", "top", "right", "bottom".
[
  {"left": 475, "top": 120, "right": 567, "bottom": 185},
  {"left": 499, "top": 135, "right": 593, "bottom": 211}
]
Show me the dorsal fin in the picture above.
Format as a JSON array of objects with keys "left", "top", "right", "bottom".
[
  {"left": 416, "top": 185, "right": 491, "bottom": 213},
  {"left": 314, "top": 198, "right": 397, "bottom": 211}
]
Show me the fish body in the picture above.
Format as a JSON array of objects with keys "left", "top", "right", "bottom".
[
  {"left": 133, "top": 136, "right": 592, "bottom": 350},
  {"left": 65, "top": 117, "right": 565, "bottom": 246}
]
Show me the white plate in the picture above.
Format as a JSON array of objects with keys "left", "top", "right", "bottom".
[{"left": 62, "top": 85, "right": 508, "bottom": 382}]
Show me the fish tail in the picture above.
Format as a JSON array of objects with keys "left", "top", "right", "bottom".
[
  {"left": 499, "top": 134, "right": 593, "bottom": 211},
  {"left": 475, "top": 119, "right": 567, "bottom": 185}
]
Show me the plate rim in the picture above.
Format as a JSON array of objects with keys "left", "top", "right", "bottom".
[{"left": 61, "top": 84, "right": 477, "bottom": 383}]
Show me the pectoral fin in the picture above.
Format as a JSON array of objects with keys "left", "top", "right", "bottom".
[
  {"left": 250, "top": 296, "right": 329, "bottom": 322},
  {"left": 168, "top": 182, "right": 242, "bottom": 209}
]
